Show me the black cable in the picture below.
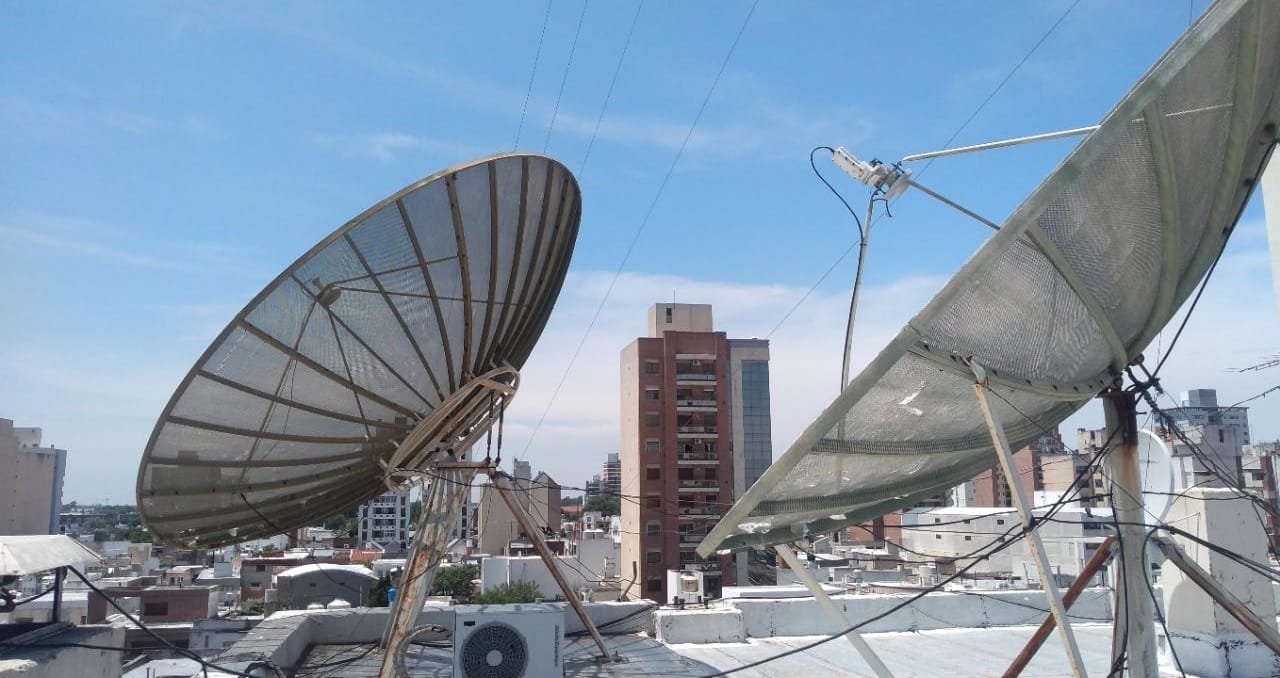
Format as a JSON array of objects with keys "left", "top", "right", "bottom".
[
  {"left": 62, "top": 566, "right": 263, "bottom": 678},
  {"left": 542, "top": 0, "right": 589, "bottom": 153},
  {"left": 809, "top": 146, "right": 864, "bottom": 240},
  {"left": 6, "top": 581, "right": 58, "bottom": 608},
  {"left": 1152, "top": 136, "right": 1280, "bottom": 378},
  {"left": 514, "top": 0, "right": 759, "bottom": 461},
  {"left": 514, "top": 0, "right": 554, "bottom": 150},
  {"left": 577, "top": 0, "right": 644, "bottom": 176},
  {"left": 703, "top": 422, "right": 1115, "bottom": 676}
]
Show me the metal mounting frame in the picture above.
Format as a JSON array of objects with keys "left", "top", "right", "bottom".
[
  {"left": 968, "top": 358, "right": 1088, "bottom": 678},
  {"left": 774, "top": 543, "right": 894, "bottom": 678}
]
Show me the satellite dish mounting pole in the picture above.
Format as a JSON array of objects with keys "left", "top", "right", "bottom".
[
  {"left": 967, "top": 359, "right": 1088, "bottom": 678},
  {"left": 1100, "top": 388, "right": 1158, "bottom": 676},
  {"left": 379, "top": 460, "right": 489, "bottom": 678}
]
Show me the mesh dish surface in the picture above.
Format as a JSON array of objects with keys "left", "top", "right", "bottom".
[
  {"left": 137, "top": 153, "right": 581, "bottom": 547},
  {"left": 700, "top": 0, "right": 1280, "bottom": 555}
]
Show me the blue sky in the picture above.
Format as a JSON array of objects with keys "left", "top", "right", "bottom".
[{"left": 3, "top": 0, "right": 1276, "bottom": 505}]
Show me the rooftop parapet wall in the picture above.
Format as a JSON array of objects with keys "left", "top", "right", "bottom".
[{"left": 655, "top": 587, "right": 1113, "bottom": 644}]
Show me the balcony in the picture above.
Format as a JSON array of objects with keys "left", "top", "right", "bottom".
[
  {"left": 678, "top": 479, "right": 720, "bottom": 493},
  {"left": 676, "top": 398, "right": 717, "bottom": 413},
  {"left": 676, "top": 373, "right": 716, "bottom": 384},
  {"left": 679, "top": 532, "right": 709, "bottom": 545},
  {"left": 677, "top": 425, "right": 717, "bottom": 438},
  {"left": 677, "top": 451, "right": 718, "bottom": 464},
  {"left": 678, "top": 507, "right": 721, "bottom": 519}
]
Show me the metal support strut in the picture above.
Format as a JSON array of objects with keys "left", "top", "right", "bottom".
[
  {"left": 490, "top": 471, "right": 617, "bottom": 663},
  {"left": 969, "top": 359, "right": 1088, "bottom": 678},
  {"left": 774, "top": 544, "right": 894, "bottom": 678},
  {"left": 379, "top": 462, "right": 486, "bottom": 678},
  {"left": 1102, "top": 390, "right": 1158, "bottom": 677}
]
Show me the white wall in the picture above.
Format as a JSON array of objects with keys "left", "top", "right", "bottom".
[{"left": 481, "top": 556, "right": 595, "bottom": 599}]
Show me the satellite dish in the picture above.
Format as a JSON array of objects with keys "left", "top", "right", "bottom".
[
  {"left": 136, "top": 152, "right": 581, "bottom": 547},
  {"left": 700, "top": 0, "right": 1280, "bottom": 556},
  {"left": 1137, "top": 428, "right": 1175, "bottom": 524}
]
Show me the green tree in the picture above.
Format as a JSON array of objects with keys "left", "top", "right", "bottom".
[
  {"left": 473, "top": 581, "right": 541, "bottom": 604},
  {"left": 239, "top": 601, "right": 264, "bottom": 616},
  {"left": 584, "top": 495, "right": 620, "bottom": 517},
  {"left": 367, "top": 576, "right": 391, "bottom": 607},
  {"left": 429, "top": 564, "right": 478, "bottom": 600}
]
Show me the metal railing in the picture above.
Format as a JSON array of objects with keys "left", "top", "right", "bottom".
[
  {"left": 678, "top": 479, "right": 719, "bottom": 490},
  {"left": 675, "top": 373, "right": 716, "bottom": 381},
  {"left": 676, "top": 399, "right": 717, "bottom": 407},
  {"left": 677, "top": 426, "right": 717, "bottom": 434}
]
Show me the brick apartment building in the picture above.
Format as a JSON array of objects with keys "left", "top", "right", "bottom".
[{"left": 620, "top": 303, "right": 771, "bottom": 602}]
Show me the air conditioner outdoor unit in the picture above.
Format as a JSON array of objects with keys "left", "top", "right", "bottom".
[{"left": 453, "top": 603, "right": 564, "bottom": 678}]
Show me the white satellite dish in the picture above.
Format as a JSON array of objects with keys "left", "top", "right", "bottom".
[{"left": 1137, "top": 428, "right": 1175, "bottom": 524}]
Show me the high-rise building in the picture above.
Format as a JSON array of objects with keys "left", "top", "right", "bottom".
[
  {"left": 620, "top": 303, "right": 772, "bottom": 602},
  {"left": 358, "top": 490, "right": 409, "bottom": 554},
  {"left": 1162, "top": 388, "right": 1251, "bottom": 444},
  {"left": 0, "top": 418, "right": 68, "bottom": 535},
  {"left": 601, "top": 453, "right": 621, "bottom": 497}
]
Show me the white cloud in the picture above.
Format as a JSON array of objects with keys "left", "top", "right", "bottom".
[
  {"left": 310, "top": 132, "right": 478, "bottom": 163},
  {"left": 0, "top": 212, "right": 265, "bottom": 277},
  {"left": 5, "top": 245, "right": 1274, "bottom": 504}
]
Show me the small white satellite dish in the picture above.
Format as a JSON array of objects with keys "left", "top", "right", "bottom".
[{"left": 1136, "top": 428, "right": 1174, "bottom": 524}]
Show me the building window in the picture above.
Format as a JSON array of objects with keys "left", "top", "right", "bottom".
[
  {"left": 996, "top": 519, "right": 1005, "bottom": 526},
  {"left": 645, "top": 412, "right": 660, "bottom": 427},
  {"left": 143, "top": 601, "right": 169, "bottom": 617},
  {"left": 665, "top": 307, "right": 673, "bottom": 323},
  {"left": 645, "top": 440, "right": 660, "bottom": 454},
  {"left": 645, "top": 496, "right": 660, "bottom": 509},
  {"left": 645, "top": 361, "right": 660, "bottom": 374},
  {"left": 647, "top": 577, "right": 663, "bottom": 593},
  {"left": 934, "top": 518, "right": 940, "bottom": 524},
  {"left": 646, "top": 522, "right": 661, "bottom": 536},
  {"left": 645, "top": 388, "right": 660, "bottom": 401},
  {"left": 646, "top": 467, "right": 661, "bottom": 481},
  {"left": 647, "top": 551, "right": 662, "bottom": 564},
  {"left": 255, "top": 565, "right": 266, "bottom": 572},
  {"left": 934, "top": 534, "right": 942, "bottom": 540}
]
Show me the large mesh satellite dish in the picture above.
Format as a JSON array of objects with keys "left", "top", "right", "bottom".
[
  {"left": 136, "top": 152, "right": 581, "bottom": 547},
  {"left": 700, "top": 0, "right": 1280, "bottom": 555}
]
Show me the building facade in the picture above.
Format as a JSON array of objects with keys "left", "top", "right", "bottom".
[
  {"left": 620, "top": 303, "right": 771, "bottom": 602},
  {"left": 601, "top": 453, "right": 622, "bottom": 497},
  {"left": 0, "top": 418, "right": 68, "bottom": 535},
  {"left": 358, "top": 490, "right": 409, "bottom": 555},
  {"left": 1163, "top": 388, "right": 1251, "bottom": 445}
]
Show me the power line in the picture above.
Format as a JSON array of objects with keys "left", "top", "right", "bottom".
[
  {"left": 514, "top": 0, "right": 555, "bottom": 150},
  {"left": 516, "top": 0, "right": 761, "bottom": 460},
  {"left": 765, "top": 0, "right": 1081, "bottom": 338},
  {"left": 577, "top": 0, "right": 645, "bottom": 176},
  {"left": 543, "top": 0, "right": 590, "bottom": 153}
]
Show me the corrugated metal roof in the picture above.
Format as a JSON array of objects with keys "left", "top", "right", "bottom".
[{"left": 0, "top": 535, "right": 102, "bottom": 576}]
